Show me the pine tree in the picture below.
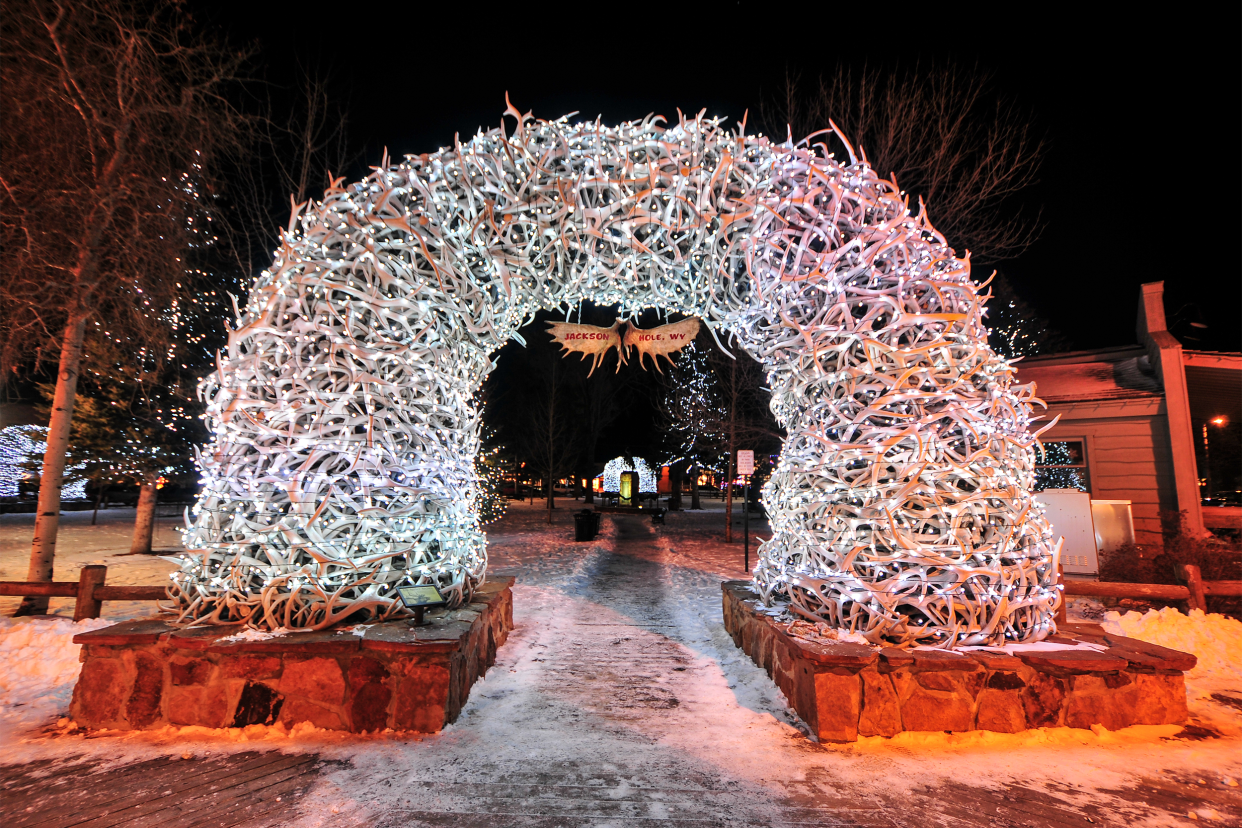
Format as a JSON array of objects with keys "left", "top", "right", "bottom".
[
  {"left": 474, "top": 428, "right": 509, "bottom": 526},
  {"left": 981, "top": 272, "right": 1070, "bottom": 358}
]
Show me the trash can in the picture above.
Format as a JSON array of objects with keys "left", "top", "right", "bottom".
[
  {"left": 574, "top": 510, "right": 595, "bottom": 542},
  {"left": 590, "top": 511, "right": 601, "bottom": 537}
]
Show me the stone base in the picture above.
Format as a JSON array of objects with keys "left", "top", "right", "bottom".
[
  {"left": 70, "top": 577, "right": 514, "bottom": 733},
  {"left": 722, "top": 581, "right": 1195, "bottom": 742}
]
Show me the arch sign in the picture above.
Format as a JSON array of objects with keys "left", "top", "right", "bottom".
[
  {"left": 548, "top": 316, "right": 700, "bottom": 374},
  {"left": 172, "top": 100, "right": 1060, "bottom": 646}
]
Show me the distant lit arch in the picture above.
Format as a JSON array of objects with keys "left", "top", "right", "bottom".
[{"left": 601, "top": 457, "right": 658, "bottom": 494}]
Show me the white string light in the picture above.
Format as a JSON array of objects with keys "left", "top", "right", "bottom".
[
  {"left": 174, "top": 105, "right": 1059, "bottom": 644},
  {"left": 0, "top": 426, "right": 88, "bottom": 500}
]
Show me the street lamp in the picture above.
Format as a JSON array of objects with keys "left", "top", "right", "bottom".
[{"left": 1202, "top": 416, "right": 1228, "bottom": 500}]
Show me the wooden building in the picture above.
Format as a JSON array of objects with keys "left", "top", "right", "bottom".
[{"left": 1017, "top": 282, "right": 1241, "bottom": 545}]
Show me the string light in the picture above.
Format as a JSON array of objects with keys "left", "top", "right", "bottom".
[{"left": 0, "top": 426, "right": 88, "bottom": 500}]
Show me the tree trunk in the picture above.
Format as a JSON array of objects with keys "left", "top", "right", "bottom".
[
  {"left": 545, "top": 472, "right": 555, "bottom": 523},
  {"left": 16, "top": 310, "right": 89, "bottom": 616},
  {"left": 690, "top": 464, "right": 701, "bottom": 510},
  {"left": 669, "top": 463, "right": 683, "bottom": 511},
  {"left": 130, "top": 472, "right": 158, "bottom": 554},
  {"left": 724, "top": 453, "right": 736, "bottom": 543},
  {"left": 91, "top": 485, "right": 103, "bottom": 526}
]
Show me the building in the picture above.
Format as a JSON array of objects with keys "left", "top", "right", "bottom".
[{"left": 1016, "top": 282, "right": 1241, "bottom": 545}]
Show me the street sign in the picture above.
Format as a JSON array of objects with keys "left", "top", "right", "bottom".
[
  {"left": 737, "top": 451, "right": 755, "bottom": 572},
  {"left": 737, "top": 450, "right": 754, "bottom": 476}
]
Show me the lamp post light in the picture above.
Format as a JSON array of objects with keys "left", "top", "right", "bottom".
[{"left": 1202, "top": 416, "right": 1228, "bottom": 500}]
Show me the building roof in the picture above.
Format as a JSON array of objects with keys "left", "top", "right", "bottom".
[
  {"left": 1016, "top": 344, "right": 1241, "bottom": 415},
  {"left": 1016, "top": 346, "right": 1162, "bottom": 404}
]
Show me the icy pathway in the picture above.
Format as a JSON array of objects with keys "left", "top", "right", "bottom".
[
  {"left": 292, "top": 512, "right": 1242, "bottom": 827},
  {"left": 299, "top": 515, "right": 856, "bottom": 827}
]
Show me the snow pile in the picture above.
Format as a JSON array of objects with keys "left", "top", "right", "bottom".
[
  {"left": 1102, "top": 606, "right": 1242, "bottom": 730},
  {"left": 0, "top": 616, "right": 111, "bottom": 737}
]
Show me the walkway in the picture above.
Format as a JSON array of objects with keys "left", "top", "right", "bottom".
[
  {"left": 307, "top": 514, "right": 1242, "bottom": 827},
  {"left": 3, "top": 752, "right": 332, "bottom": 827}
]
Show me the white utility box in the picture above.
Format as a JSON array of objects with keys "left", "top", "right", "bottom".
[{"left": 1036, "top": 489, "right": 1099, "bottom": 574}]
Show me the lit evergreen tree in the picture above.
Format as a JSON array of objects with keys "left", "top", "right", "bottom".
[
  {"left": 660, "top": 342, "right": 726, "bottom": 509},
  {"left": 474, "top": 427, "right": 509, "bottom": 526},
  {"left": 981, "top": 272, "right": 1070, "bottom": 358}
]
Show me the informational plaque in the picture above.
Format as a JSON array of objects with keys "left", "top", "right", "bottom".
[
  {"left": 737, "top": 450, "right": 754, "bottom": 476},
  {"left": 396, "top": 584, "right": 446, "bottom": 608}
]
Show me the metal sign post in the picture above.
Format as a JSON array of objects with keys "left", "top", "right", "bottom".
[{"left": 737, "top": 451, "right": 754, "bottom": 572}]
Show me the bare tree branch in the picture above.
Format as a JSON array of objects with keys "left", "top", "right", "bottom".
[{"left": 762, "top": 61, "right": 1047, "bottom": 267}]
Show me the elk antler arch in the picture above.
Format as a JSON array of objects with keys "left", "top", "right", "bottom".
[{"left": 172, "top": 104, "right": 1061, "bottom": 646}]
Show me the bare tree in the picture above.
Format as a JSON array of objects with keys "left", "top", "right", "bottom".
[
  {"left": 490, "top": 331, "right": 582, "bottom": 523},
  {"left": 763, "top": 62, "right": 1047, "bottom": 267},
  {"left": 229, "top": 62, "right": 355, "bottom": 269},
  {"left": 525, "top": 358, "right": 580, "bottom": 522},
  {"left": 0, "top": 0, "right": 251, "bottom": 613},
  {"left": 709, "top": 346, "right": 783, "bottom": 543}
]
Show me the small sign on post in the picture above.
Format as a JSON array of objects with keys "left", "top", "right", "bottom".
[
  {"left": 737, "top": 451, "right": 755, "bottom": 572},
  {"left": 737, "top": 450, "right": 754, "bottom": 476},
  {"left": 396, "top": 584, "right": 447, "bottom": 626}
]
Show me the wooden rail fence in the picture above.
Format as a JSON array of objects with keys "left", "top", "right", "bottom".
[
  {"left": 0, "top": 565, "right": 166, "bottom": 620},
  {"left": 1057, "top": 564, "right": 1242, "bottom": 623},
  {"left": 2, "top": 564, "right": 1236, "bottom": 626}
]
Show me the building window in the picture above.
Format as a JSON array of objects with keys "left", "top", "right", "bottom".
[{"left": 1035, "top": 440, "right": 1090, "bottom": 492}]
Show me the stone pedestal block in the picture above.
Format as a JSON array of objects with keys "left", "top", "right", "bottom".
[
  {"left": 70, "top": 577, "right": 514, "bottom": 734},
  {"left": 721, "top": 581, "right": 1194, "bottom": 742}
]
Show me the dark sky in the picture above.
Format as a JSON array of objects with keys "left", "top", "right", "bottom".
[{"left": 200, "top": 1, "right": 1241, "bottom": 353}]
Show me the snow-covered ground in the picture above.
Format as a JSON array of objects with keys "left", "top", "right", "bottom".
[
  {"left": 0, "top": 506, "right": 184, "bottom": 619},
  {"left": 2, "top": 500, "right": 1240, "bottom": 826}
]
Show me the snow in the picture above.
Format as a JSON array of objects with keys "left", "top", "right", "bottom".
[
  {"left": 0, "top": 506, "right": 183, "bottom": 620},
  {"left": 217, "top": 627, "right": 290, "bottom": 643},
  {"left": 0, "top": 615, "right": 112, "bottom": 735},
  {"left": 1, "top": 500, "right": 1239, "bottom": 825},
  {"left": 1103, "top": 606, "right": 1242, "bottom": 735},
  {"left": 0, "top": 506, "right": 181, "bottom": 737}
]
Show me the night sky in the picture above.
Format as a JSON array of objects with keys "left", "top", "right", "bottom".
[{"left": 199, "top": 1, "right": 1241, "bottom": 353}]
